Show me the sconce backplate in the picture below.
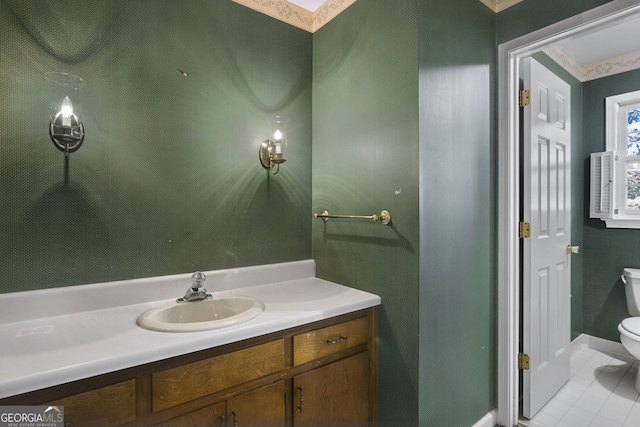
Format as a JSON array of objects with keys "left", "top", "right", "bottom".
[
  {"left": 259, "top": 139, "right": 286, "bottom": 174},
  {"left": 49, "top": 112, "right": 84, "bottom": 154},
  {"left": 259, "top": 139, "right": 274, "bottom": 169}
]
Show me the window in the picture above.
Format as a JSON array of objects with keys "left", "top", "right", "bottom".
[{"left": 591, "top": 90, "right": 640, "bottom": 228}]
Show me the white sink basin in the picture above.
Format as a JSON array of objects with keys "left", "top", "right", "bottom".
[{"left": 136, "top": 296, "right": 265, "bottom": 332}]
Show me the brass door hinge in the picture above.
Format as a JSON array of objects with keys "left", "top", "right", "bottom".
[
  {"left": 518, "top": 353, "right": 530, "bottom": 370},
  {"left": 519, "top": 222, "right": 530, "bottom": 239},
  {"left": 519, "top": 89, "right": 530, "bottom": 107}
]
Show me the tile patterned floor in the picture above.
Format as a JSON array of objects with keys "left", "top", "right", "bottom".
[{"left": 519, "top": 346, "right": 640, "bottom": 427}]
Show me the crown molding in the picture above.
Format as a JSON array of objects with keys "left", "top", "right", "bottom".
[
  {"left": 544, "top": 46, "right": 640, "bottom": 82},
  {"left": 479, "top": 0, "right": 522, "bottom": 13},
  {"left": 236, "top": 0, "right": 521, "bottom": 31},
  {"left": 233, "top": 0, "right": 357, "bottom": 33}
]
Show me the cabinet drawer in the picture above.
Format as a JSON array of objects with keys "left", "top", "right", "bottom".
[
  {"left": 293, "top": 316, "right": 369, "bottom": 366},
  {"left": 153, "top": 339, "right": 285, "bottom": 412},
  {"left": 48, "top": 380, "right": 136, "bottom": 426},
  {"left": 158, "top": 401, "right": 226, "bottom": 426}
]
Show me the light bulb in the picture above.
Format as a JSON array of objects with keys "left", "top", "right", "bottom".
[
  {"left": 60, "top": 96, "right": 74, "bottom": 126},
  {"left": 259, "top": 116, "right": 289, "bottom": 174}
]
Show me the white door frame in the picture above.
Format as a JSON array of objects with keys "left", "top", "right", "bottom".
[{"left": 497, "top": 1, "right": 640, "bottom": 426}]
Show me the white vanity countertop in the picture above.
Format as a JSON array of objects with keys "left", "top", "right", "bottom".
[{"left": 0, "top": 260, "right": 381, "bottom": 399}]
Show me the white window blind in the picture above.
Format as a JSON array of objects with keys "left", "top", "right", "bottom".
[
  {"left": 589, "top": 90, "right": 640, "bottom": 228},
  {"left": 590, "top": 151, "right": 614, "bottom": 218}
]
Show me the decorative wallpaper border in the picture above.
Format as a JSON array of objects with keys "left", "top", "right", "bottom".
[
  {"left": 479, "top": 0, "right": 522, "bottom": 13},
  {"left": 233, "top": 0, "right": 357, "bottom": 33},
  {"left": 544, "top": 46, "right": 640, "bottom": 82}
]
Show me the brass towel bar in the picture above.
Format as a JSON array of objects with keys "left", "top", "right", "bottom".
[{"left": 313, "top": 210, "right": 391, "bottom": 225}]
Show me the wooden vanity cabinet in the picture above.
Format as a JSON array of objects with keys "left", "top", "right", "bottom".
[
  {"left": 158, "top": 401, "right": 226, "bottom": 427},
  {"left": 292, "top": 317, "right": 372, "bottom": 427},
  {"left": 227, "top": 380, "right": 286, "bottom": 427},
  {"left": 0, "top": 308, "right": 376, "bottom": 427},
  {"left": 160, "top": 381, "right": 286, "bottom": 427},
  {"left": 151, "top": 340, "right": 285, "bottom": 413},
  {"left": 293, "top": 352, "right": 370, "bottom": 427},
  {"left": 51, "top": 380, "right": 137, "bottom": 426}
]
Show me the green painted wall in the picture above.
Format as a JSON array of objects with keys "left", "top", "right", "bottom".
[
  {"left": 313, "top": 0, "right": 496, "bottom": 426},
  {"left": 418, "top": 1, "right": 495, "bottom": 425},
  {"left": 0, "top": 0, "right": 312, "bottom": 293},
  {"left": 311, "top": 1, "right": 420, "bottom": 425},
  {"left": 582, "top": 69, "right": 640, "bottom": 341}
]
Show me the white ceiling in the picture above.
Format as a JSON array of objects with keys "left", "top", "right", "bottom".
[
  {"left": 288, "top": 0, "right": 326, "bottom": 12},
  {"left": 555, "top": 14, "right": 640, "bottom": 65},
  {"left": 545, "top": 11, "right": 640, "bottom": 82}
]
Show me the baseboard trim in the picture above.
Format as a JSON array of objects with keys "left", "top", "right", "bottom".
[
  {"left": 572, "top": 333, "right": 632, "bottom": 358},
  {"left": 472, "top": 409, "right": 497, "bottom": 427}
]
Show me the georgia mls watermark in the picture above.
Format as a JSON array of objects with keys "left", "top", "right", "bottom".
[{"left": 0, "top": 406, "right": 64, "bottom": 427}]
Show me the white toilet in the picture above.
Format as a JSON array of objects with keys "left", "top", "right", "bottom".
[{"left": 618, "top": 267, "right": 640, "bottom": 392}]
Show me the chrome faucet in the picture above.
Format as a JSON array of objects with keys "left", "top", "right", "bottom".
[{"left": 177, "top": 272, "right": 213, "bottom": 303}]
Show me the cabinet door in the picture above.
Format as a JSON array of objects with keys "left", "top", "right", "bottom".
[
  {"left": 293, "top": 352, "right": 370, "bottom": 427},
  {"left": 157, "top": 401, "right": 226, "bottom": 427},
  {"left": 227, "top": 381, "right": 285, "bottom": 427},
  {"left": 48, "top": 380, "right": 136, "bottom": 426}
]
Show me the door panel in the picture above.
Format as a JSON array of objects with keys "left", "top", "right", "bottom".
[{"left": 522, "top": 57, "right": 572, "bottom": 419}]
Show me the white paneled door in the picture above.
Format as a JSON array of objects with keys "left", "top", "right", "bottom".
[{"left": 522, "top": 57, "right": 572, "bottom": 419}]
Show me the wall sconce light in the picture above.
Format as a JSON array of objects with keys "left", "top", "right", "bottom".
[
  {"left": 46, "top": 72, "right": 85, "bottom": 157},
  {"left": 259, "top": 116, "right": 289, "bottom": 174}
]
